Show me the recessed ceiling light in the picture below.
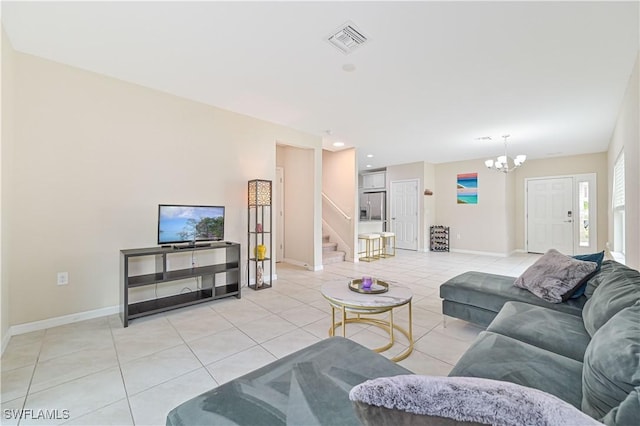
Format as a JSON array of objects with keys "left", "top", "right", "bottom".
[
  {"left": 366, "top": 164, "right": 372, "bottom": 168},
  {"left": 333, "top": 141, "right": 345, "bottom": 147},
  {"left": 366, "top": 154, "right": 374, "bottom": 158}
]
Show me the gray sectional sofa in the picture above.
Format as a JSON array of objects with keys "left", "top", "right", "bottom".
[
  {"left": 167, "top": 259, "right": 639, "bottom": 425},
  {"left": 442, "top": 259, "right": 640, "bottom": 425}
]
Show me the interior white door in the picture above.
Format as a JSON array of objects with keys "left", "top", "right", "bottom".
[
  {"left": 275, "top": 167, "right": 284, "bottom": 262},
  {"left": 390, "top": 180, "right": 418, "bottom": 250},
  {"left": 527, "top": 177, "right": 574, "bottom": 254}
]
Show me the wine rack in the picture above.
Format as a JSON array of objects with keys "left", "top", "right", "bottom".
[{"left": 430, "top": 226, "right": 450, "bottom": 252}]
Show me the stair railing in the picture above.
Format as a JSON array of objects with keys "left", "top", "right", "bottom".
[{"left": 321, "top": 192, "right": 351, "bottom": 221}]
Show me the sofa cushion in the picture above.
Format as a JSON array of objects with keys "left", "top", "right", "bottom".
[
  {"left": 165, "top": 337, "right": 412, "bottom": 426},
  {"left": 440, "top": 271, "right": 586, "bottom": 318},
  {"left": 514, "top": 249, "right": 598, "bottom": 303},
  {"left": 350, "top": 375, "right": 600, "bottom": 426},
  {"left": 582, "top": 261, "right": 640, "bottom": 336},
  {"left": 449, "top": 331, "right": 584, "bottom": 409},
  {"left": 601, "top": 387, "right": 640, "bottom": 426},
  {"left": 570, "top": 251, "right": 605, "bottom": 298},
  {"left": 582, "top": 303, "right": 640, "bottom": 420},
  {"left": 486, "top": 301, "right": 590, "bottom": 362},
  {"left": 584, "top": 260, "right": 639, "bottom": 298}
]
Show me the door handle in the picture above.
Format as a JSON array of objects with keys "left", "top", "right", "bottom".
[{"left": 564, "top": 220, "right": 572, "bottom": 223}]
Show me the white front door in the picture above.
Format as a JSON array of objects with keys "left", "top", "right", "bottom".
[
  {"left": 390, "top": 180, "right": 418, "bottom": 250},
  {"left": 526, "top": 177, "right": 574, "bottom": 254}
]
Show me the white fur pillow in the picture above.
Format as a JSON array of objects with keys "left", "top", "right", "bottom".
[{"left": 349, "top": 375, "right": 601, "bottom": 426}]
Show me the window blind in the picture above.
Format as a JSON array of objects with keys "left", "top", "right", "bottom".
[{"left": 613, "top": 152, "right": 625, "bottom": 209}]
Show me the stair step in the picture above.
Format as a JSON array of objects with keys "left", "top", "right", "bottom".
[
  {"left": 322, "top": 242, "right": 338, "bottom": 253},
  {"left": 323, "top": 250, "right": 346, "bottom": 265}
]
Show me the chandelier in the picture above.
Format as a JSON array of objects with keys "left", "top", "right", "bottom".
[{"left": 484, "top": 135, "right": 526, "bottom": 173}]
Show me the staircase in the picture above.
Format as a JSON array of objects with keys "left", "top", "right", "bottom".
[{"left": 323, "top": 234, "right": 346, "bottom": 265}]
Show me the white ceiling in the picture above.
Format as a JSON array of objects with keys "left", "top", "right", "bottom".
[{"left": 2, "top": 1, "right": 638, "bottom": 170}]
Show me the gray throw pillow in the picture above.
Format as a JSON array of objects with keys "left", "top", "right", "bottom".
[
  {"left": 514, "top": 249, "right": 598, "bottom": 303},
  {"left": 582, "top": 303, "right": 640, "bottom": 420},
  {"left": 349, "top": 375, "right": 601, "bottom": 426}
]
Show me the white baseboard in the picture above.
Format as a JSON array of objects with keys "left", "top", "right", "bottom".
[
  {"left": 246, "top": 274, "right": 278, "bottom": 285},
  {"left": 449, "top": 248, "right": 510, "bottom": 257},
  {"left": 283, "top": 258, "right": 322, "bottom": 271},
  {"left": 8, "top": 305, "right": 119, "bottom": 339}
]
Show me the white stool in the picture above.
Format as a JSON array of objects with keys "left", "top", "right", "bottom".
[
  {"left": 358, "top": 233, "right": 381, "bottom": 262},
  {"left": 378, "top": 232, "right": 396, "bottom": 257}
]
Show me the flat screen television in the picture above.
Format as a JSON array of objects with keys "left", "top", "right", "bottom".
[{"left": 158, "top": 204, "right": 225, "bottom": 245}]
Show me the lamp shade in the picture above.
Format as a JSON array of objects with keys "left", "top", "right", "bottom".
[{"left": 248, "top": 179, "right": 272, "bottom": 206}]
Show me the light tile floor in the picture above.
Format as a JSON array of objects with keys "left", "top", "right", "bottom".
[{"left": 1, "top": 250, "right": 539, "bottom": 425}]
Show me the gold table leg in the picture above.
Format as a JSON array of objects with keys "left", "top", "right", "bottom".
[{"left": 325, "top": 303, "right": 414, "bottom": 362}]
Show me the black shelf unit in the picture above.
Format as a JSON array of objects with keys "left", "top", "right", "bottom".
[
  {"left": 430, "top": 226, "right": 450, "bottom": 252},
  {"left": 248, "top": 179, "right": 273, "bottom": 290},
  {"left": 120, "top": 242, "right": 241, "bottom": 327}
]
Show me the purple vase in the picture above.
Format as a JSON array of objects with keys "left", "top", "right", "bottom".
[{"left": 362, "top": 277, "right": 373, "bottom": 289}]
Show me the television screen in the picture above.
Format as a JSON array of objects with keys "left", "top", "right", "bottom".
[{"left": 158, "top": 204, "right": 225, "bottom": 245}]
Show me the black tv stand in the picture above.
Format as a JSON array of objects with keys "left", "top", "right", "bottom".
[{"left": 120, "top": 242, "right": 241, "bottom": 327}]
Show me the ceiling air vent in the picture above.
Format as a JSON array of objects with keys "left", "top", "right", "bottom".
[{"left": 326, "top": 21, "right": 368, "bottom": 54}]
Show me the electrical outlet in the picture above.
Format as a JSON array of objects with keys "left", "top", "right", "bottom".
[{"left": 57, "top": 272, "right": 69, "bottom": 286}]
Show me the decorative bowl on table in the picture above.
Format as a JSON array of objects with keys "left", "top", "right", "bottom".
[{"left": 348, "top": 278, "right": 389, "bottom": 294}]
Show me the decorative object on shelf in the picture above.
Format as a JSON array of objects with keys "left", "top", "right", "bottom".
[
  {"left": 424, "top": 189, "right": 433, "bottom": 196},
  {"left": 430, "top": 225, "right": 450, "bottom": 252},
  {"left": 348, "top": 278, "right": 389, "bottom": 294},
  {"left": 255, "top": 244, "right": 266, "bottom": 260},
  {"left": 248, "top": 179, "right": 273, "bottom": 290},
  {"left": 257, "top": 265, "right": 264, "bottom": 286},
  {"left": 457, "top": 173, "right": 478, "bottom": 205},
  {"left": 484, "top": 135, "right": 526, "bottom": 173}
]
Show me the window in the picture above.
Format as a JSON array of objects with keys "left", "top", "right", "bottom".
[
  {"left": 612, "top": 152, "right": 625, "bottom": 255},
  {"left": 578, "top": 181, "right": 590, "bottom": 247}
]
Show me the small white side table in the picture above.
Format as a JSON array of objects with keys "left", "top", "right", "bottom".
[{"left": 321, "top": 281, "right": 413, "bottom": 362}]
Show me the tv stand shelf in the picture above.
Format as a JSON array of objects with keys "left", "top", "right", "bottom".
[{"left": 120, "top": 242, "right": 241, "bottom": 327}]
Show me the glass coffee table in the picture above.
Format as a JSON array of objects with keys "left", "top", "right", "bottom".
[{"left": 320, "top": 280, "right": 413, "bottom": 362}]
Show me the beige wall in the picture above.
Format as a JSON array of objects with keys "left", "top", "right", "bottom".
[
  {"left": 423, "top": 162, "right": 436, "bottom": 252},
  {"left": 608, "top": 53, "right": 639, "bottom": 269},
  {"left": 322, "top": 149, "right": 357, "bottom": 260},
  {"left": 435, "top": 160, "right": 511, "bottom": 255},
  {"left": 278, "top": 145, "right": 318, "bottom": 268},
  {"left": 5, "top": 47, "right": 321, "bottom": 326},
  {"left": 513, "top": 153, "right": 608, "bottom": 251},
  {"left": 1, "top": 28, "right": 16, "bottom": 348}
]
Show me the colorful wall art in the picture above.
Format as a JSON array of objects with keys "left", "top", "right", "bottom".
[{"left": 457, "top": 173, "right": 478, "bottom": 204}]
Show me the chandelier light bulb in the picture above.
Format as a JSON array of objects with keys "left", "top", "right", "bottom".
[{"left": 484, "top": 135, "right": 526, "bottom": 173}]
